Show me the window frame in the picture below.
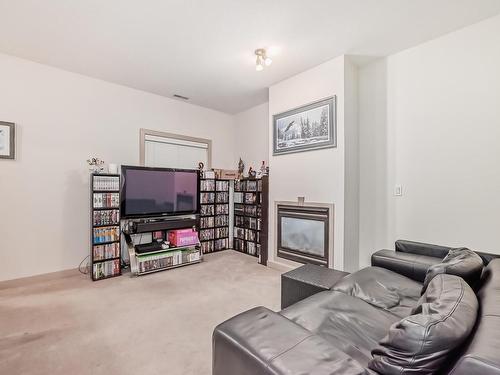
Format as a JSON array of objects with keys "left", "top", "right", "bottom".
[{"left": 139, "top": 128, "right": 212, "bottom": 169}]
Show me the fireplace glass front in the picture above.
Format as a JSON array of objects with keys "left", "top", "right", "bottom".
[{"left": 281, "top": 217, "right": 325, "bottom": 257}]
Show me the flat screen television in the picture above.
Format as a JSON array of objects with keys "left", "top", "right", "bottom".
[{"left": 120, "top": 165, "right": 200, "bottom": 218}]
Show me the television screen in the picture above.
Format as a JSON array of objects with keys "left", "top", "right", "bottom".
[{"left": 121, "top": 166, "right": 199, "bottom": 218}]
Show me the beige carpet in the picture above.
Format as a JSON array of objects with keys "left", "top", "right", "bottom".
[{"left": 0, "top": 250, "right": 282, "bottom": 375}]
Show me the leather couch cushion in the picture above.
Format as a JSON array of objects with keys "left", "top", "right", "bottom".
[
  {"left": 477, "top": 258, "right": 500, "bottom": 316},
  {"left": 268, "top": 334, "right": 375, "bottom": 375},
  {"left": 332, "top": 266, "right": 422, "bottom": 318},
  {"left": 449, "top": 259, "right": 500, "bottom": 375},
  {"left": 281, "top": 290, "right": 401, "bottom": 366},
  {"left": 369, "top": 274, "right": 478, "bottom": 375},
  {"left": 213, "top": 306, "right": 372, "bottom": 375},
  {"left": 422, "top": 247, "right": 484, "bottom": 293}
]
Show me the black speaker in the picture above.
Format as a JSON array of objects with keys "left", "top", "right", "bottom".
[{"left": 135, "top": 217, "right": 197, "bottom": 234}]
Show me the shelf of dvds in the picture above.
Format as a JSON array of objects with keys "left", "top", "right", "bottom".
[
  {"left": 93, "top": 256, "right": 120, "bottom": 263},
  {"left": 135, "top": 245, "right": 201, "bottom": 274},
  {"left": 233, "top": 176, "right": 268, "bottom": 265},
  {"left": 199, "top": 177, "right": 230, "bottom": 254},
  {"left": 90, "top": 173, "right": 122, "bottom": 281}
]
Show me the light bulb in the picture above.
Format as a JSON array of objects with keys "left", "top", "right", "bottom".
[
  {"left": 264, "top": 57, "right": 272, "bottom": 66},
  {"left": 256, "top": 63, "right": 264, "bottom": 71}
]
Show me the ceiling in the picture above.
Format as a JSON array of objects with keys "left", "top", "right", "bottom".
[{"left": 0, "top": 1, "right": 499, "bottom": 114}]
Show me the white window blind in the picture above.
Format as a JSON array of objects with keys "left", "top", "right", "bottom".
[{"left": 144, "top": 134, "right": 209, "bottom": 169}]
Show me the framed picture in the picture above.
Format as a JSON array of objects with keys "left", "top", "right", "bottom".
[
  {"left": 273, "top": 96, "right": 336, "bottom": 155},
  {"left": 0, "top": 121, "right": 16, "bottom": 160}
]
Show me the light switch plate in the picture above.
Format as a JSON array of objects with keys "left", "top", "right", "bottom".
[{"left": 394, "top": 185, "right": 403, "bottom": 196}]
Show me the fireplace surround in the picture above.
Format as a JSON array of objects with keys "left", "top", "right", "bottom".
[{"left": 276, "top": 203, "right": 332, "bottom": 267}]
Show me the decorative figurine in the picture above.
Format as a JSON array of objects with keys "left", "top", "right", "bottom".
[
  {"left": 260, "top": 161, "right": 266, "bottom": 174},
  {"left": 198, "top": 161, "right": 205, "bottom": 177},
  {"left": 238, "top": 157, "right": 245, "bottom": 178},
  {"left": 248, "top": 166, "right": 257, "bottom": 178},
  {"left": 87, "top": 157, "right": 105, "bottom": 173},
  {"left": 257, "top": 160, "right": 268, "bottom": 177}
]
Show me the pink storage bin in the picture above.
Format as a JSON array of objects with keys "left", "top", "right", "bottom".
[{"left": 168, "top": 228, "right": 199, "bottom": 247}]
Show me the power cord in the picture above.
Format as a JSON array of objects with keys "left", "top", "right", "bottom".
[
  {"left": 81, "top": 233, "right": 142, "bottom": 274},
  {"left": 79, "top": 255, "right": 90, "bottom": 275}
]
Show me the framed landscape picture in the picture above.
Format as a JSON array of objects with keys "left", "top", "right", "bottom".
[
  {"left": 0, "top": 121, "right": 15, "bottom": 160},
  {"left": 273, "top": 96, "right": 336, "bottom": 155}
]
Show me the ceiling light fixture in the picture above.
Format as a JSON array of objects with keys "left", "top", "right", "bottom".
[{"left": 255, "top": 48, "right": 272, "bottom": 71}]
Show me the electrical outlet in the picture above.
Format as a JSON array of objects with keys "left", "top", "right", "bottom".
[{"left": 394, "top": 185, "right": 403, "bottom": 196}]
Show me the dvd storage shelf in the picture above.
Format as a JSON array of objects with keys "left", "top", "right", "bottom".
[
  {"left": 233, "top": 176, "right": 269, "bottom": 265},
  {"left": 135, "top": 244, "right": 201, "bottom": 275},
  {"left": 199, "top": 177, "right": 230, "bottom": 254},
  {"left": 90, "top": 173, "right": 121, "bottom": 281}
]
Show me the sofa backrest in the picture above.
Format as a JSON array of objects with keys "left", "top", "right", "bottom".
[
  {"left": 446, "top": 259, "right": 500, "bottom": 374},
  {"left": 396, "top": 239, "right": 451, "bottom": 258},
  {"left": 395, "top": 239, "right": 499, "bottom": 265}
]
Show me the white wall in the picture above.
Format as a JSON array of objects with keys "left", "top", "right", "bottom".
[
  {"left": 234, "top": 102, "right": 269, "bottom": 173},
  {"left": 343, "top": 58, "right": 360, "bottom": 272},
  {"left": 359, "top": 14, "right": 500, "bottom": 267},
  {"left": 5, "top": 13, "right": 499, "bottom": 281},
  {"left": 0, "top": 53, "right": 235, "bottom": 281},
  {"left": 358, "top": 59, "right": 390, "bottom": 267},
  {"left": 268, "top": 55, "right": 349, "bottom": 270}
]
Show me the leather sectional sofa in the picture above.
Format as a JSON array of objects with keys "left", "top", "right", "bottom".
[{"left": 212, "top": 240, "right": 500, "bottom": 374}]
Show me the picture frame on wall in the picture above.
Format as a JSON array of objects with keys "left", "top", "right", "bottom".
[
  {"left": 273, "top": 96, "right": 336, "bottom": 156},
  {"left": 0, "top": 121, "right": 16, "bottom": 160}
]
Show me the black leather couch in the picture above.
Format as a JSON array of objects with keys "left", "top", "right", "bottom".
[{"left": 213, "top": 240, "right": 500, "bottom": 374}]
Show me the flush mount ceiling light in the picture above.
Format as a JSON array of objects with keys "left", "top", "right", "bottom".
[{"left": 255, "top": 48, "right": 272, "bottom": 71}]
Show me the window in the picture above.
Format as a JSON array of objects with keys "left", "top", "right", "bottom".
[{"left": 140, "top": 129, "right": 211, "bottom": 169}]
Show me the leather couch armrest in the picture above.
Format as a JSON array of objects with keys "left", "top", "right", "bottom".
[
  {"left": 213, "top": 306, "right": 371, "bottom": 375},
  {"left": 371, "top": 249, "right": 442, "bottom": 282}
]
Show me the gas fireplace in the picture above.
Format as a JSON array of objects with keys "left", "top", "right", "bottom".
[{"left": 276, "top": 203, "right": 331, "bottom": 267}]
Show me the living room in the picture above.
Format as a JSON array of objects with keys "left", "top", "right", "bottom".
[{"left": 1, "top": 1, "right": 500, "bottom": 374}]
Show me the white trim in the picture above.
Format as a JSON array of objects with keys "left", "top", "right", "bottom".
[
  {"left": 139, "top": 128, "right": 212, "bottom": 168},
  {"left": 144, "top": 134, "right": 209, "bottom": 149}
]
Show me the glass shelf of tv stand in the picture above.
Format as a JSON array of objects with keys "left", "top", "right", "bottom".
[
  {"left": 135, "top": 243, "right": 201, "bottom": 257},
  {"left": 137, "top": 258, "right": 202, "bottom": 276}
]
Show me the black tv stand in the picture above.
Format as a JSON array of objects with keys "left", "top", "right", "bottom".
[{"left": 123, "top": 214, "right": 202, "bottom": 276}]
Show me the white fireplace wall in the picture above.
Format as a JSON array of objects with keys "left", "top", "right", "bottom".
[{"left": 268, "top": 55, "right": 359, "bottom": 271}]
